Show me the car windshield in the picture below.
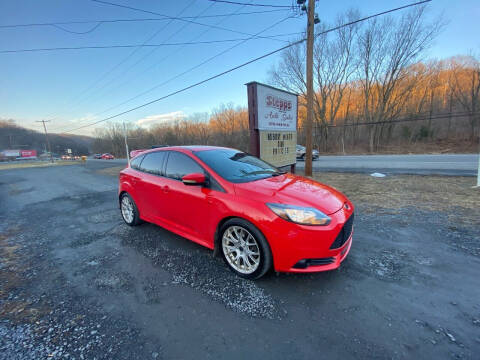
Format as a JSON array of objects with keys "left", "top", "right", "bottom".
[{"left": 195, "top": 149, "right": 283, "bottom": 183}]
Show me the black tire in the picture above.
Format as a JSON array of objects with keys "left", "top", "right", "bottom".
[
  {"left": 219, "top": 218, "right": 272, "bottom": 280},
  {"left": 119, "top": 193, "right": 142, "bottom": 226}
]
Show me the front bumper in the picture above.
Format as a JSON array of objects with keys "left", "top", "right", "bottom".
[{"left": 263, "top": 205, "right": 354, "bottom": 273}]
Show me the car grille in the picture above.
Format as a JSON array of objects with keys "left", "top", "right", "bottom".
[{"left": 330, "top": 212, "right": 354, "bottom": 250}]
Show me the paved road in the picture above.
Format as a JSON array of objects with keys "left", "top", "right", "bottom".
[
  {"left": 89, "top": 154, "right": 479, "bottom": 176},
  {"left": 296, "top": 153, "right": 479, "bottom": 176},
  {"left": 0, "top": 164, "right": 478, "bottom": 359}
]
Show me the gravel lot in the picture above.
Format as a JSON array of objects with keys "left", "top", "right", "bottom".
[{"left": 0, "top": 162, "right": 479, "bottom": 359}]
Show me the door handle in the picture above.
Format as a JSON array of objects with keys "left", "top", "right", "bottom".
[{"left": 162, "top": 185, "right": 169, "bottom": 193}]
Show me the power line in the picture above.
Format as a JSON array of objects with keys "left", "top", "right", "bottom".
[
  {"left": 62, "top": 42, "right": 303, "bottom": 133},
  {"left": 44, "top": 0, "right": 196, "bottom": 123},
  {"left": 0, "top": 9, "right": 289, "bottom": 30},
  {"left": 90, "top": 0, "right": 289, "bottom": 43},
  {"left": 81, "top": 0, "right": 279, "bottom": 119},
  {"left": 297, "top": 111, "right": 480, "bottom": 129},
  {"left": 208, "top": 0, "right": 292, "bottom": 8},
  {"left": 53, "top": 0, "right": 288, "bottom": 122},
  {"left": 53, "top": 11, "right": 296, "bottom": 132},
  {"left": 314, "top": 0, "right": 432, "bottom": 39},
  {"left": 0, "top": 36, "right": 304, "bottom": 54},
  {"left": 71, "top": 0, "right": 218, "bottom": 113},
  {"left": 50, "top": 22, "right": 103, "bottom": 34},
  {"left": 50, "top": 0, "right": 221, "bottom": 131},
  {"left": 61, "top": 0, "right": 431, "bottom": 134},
  {"left": 68, "top": 15, "right": 294, "bottom": 126},
  {"left": 47, "top": 0, "right": 292, "bottom": 125},
  {"left": 5, "top": 0, "right": 430, "bottom": 54}
]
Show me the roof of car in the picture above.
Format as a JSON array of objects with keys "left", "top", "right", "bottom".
[
  {"left": 150, "top": 145, "right": 234, "bottom": 153},
  {"left": 129, "top": 145, "right": 239, "bottom": 160}
]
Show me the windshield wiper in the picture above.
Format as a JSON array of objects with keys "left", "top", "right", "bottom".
[{"left": 240, "top": 169, "right": 282, "bottom": 177}]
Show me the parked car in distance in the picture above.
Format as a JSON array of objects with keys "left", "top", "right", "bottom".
[
  {"left": 296, "top": 145, "right": 319, "bottom": 160},
  {"left": 118, "top": 146, "right": 354, "bottom": 279},
  {"left": 93, "top": 153, "right": 102, "bottom": 159},
  {"left": 101, "top": 153, "right": 114, "bottom": 160}
]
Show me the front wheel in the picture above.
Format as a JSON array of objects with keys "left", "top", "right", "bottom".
[
  {"left": 120, "top": 193, "right": 142, "bottom": 226},
  {"left": 220, "top": 218, "right": 272, "bottom": 280}
]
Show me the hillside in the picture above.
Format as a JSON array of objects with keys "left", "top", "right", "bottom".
[{"left": 0, "top": 119, "right": 93, "bottom": 155}]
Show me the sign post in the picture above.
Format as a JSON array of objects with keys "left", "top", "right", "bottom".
[{"left": 246, "top": 81, "right": 298, "bottom": 173}]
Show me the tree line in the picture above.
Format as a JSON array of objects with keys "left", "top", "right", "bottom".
[
  {"left": 0, "top": 119, "right": 91, "bottom": 156},
  {"left": 270, "top": 6, "right": 479, "bottom": 153}
]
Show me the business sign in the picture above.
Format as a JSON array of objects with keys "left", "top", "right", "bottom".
[
  {"left": 256, "top": 84, "right": 297, "bottom": 131},
  {"left": 259, "top": 131, "right": 297, "bottom": 167},
  {"left": 20, "top": 150, "right": 37, "bottom": 158},
  {"left": 246, "top": 82, "right": 298, "bottom": 170}
]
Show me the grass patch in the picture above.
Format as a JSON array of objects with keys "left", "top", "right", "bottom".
[
  {"left": 0, "top": 160, "right": 83, "bottom": 171},
  {"left": 96, "top": 166, "right": 125, "bottom": 176},
  {"left": 309, "top": 172, "right": 480, "bottom": 226}
]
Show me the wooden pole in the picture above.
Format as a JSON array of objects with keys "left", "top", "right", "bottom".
[
  {"left": 36, "top": 120, "right": 53, "bottom": 163},
  {"left": 305, "top": 0, "right": 315, "bottom": 176}
]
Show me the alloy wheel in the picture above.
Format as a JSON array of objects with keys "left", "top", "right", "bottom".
[
  {"left": 121, "top": 195, "right": 134, "bottom": 224},
  {"left": 222, "top": 225, "right": 260, "bottom": 274}
]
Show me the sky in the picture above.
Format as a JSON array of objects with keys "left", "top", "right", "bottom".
[{"left": 0, "top": 0, "right": 479, "bottom": 136}]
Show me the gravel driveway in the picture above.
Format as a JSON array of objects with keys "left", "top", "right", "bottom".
[{"left": 0, "top": 163, "right": 479, "bottom": 359}]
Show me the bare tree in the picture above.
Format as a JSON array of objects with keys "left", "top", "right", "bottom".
[
  {"left": 357, "top": 6, "right": 442, "bottom": 151},
  {"left": 270, "top": 10, "right": 360, "bottom": 150},
  {"left": 450, "top": 55, "right": 480, "bottom": 140}
]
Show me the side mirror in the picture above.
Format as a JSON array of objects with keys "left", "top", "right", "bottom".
[{"left": 182, "top": 173, "right": 206, "bottom": 186}]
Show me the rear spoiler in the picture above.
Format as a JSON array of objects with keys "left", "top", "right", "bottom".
[{"left": 129, "top": 149, "right": 148, "bottom": 158}]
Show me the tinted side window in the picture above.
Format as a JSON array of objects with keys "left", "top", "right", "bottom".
[
  {"left": 130, "top": 155, "right": 144, "bottom": 170},
  {"left": 165, "top": 152, "right": 204, "bottom": 180},
  {"left": 139, "top": 152, "right": 166, "bottom": 175},
  {"left": 195, "top": 149, "right": 278, "bottom": 183}
]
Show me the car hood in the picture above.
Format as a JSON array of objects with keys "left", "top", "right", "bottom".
[{"left": 234, "top": 174, "right": 346, "bottom": 215}]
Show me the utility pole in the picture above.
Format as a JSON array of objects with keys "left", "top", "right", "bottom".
[
  {"left": 36, "top": 120, "right": 54, "bottom": 163},
  {"left": 477, "top": 134, "right": 480, "bottom": 187},
  {"left": 304, "top": 0, "right": 316, "bottom": 177},
  {"left": 123, "top": 121, "right": 130, "bottom": 165}
]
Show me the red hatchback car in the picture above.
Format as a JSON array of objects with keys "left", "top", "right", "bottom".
[
  {"left": 119, "top": 146, "right": 354, "bottom": 279},
  {"left": 101, "top": 153, "right": 114, "bottom": 160}
]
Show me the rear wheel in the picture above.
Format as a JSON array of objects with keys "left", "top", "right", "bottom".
[
  {"left": 120, "top": 193, "right": 141, "bottom": 226},
  {"left": 220, "top": 218, "right": 272, "bottom": 280}
]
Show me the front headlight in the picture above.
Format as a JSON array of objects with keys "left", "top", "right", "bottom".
[{"left": 266, "top": 203, "right": 331, "bottom": 226}]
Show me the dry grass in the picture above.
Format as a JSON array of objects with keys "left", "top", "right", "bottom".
[
  {"left": 0, "top": 160, "right": 83, "bottom": 171},
  {"left": 310, "top": 172, "right": 480, "bottom": 226},
  {"left": 96, "top": 166, "right": 125, "bottom": 176}
]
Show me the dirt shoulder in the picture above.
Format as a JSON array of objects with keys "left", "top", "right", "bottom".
[{"left": 310, "top": 172, "right": 479, "bottom": 227}]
